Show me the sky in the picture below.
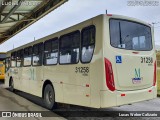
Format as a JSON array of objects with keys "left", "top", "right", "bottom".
[{"left": 0, "top": 0, "right": 160, "bottom": 52}]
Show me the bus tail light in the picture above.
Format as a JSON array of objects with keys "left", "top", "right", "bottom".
[
  {"left": 104, "top": 58, "right": 115, "bottom": 91},
  {"left": 153, "top": 61, "right": 157, "bottom": 86}
]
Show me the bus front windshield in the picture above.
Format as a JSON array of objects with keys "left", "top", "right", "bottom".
[{"left": 109, "top": 19, "right": 152, "bottom": 51}]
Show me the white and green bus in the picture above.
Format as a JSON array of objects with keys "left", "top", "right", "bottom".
[{"left": 5, "top": 14, "right": 157, "bottom": 109}]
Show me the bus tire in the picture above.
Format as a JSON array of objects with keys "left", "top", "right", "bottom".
[
  {"left": 43, "top": 84, "right": 55, "bottom": 110},
  {"left": 10, "top": 78, "right": 14, "bottom": 92}
]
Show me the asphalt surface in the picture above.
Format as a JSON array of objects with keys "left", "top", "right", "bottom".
[
  {"left": 0, "top": 82, "right": 66, "bottom": 120},
  {"left": 0, "top": 82, "right": 160, "bottom": 120}
]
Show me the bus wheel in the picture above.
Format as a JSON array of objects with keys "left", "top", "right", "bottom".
[
  {"left": 43, "top": 84, "right": 55, "bottom": 110},
  {"left": 10, "top": 78, "right": 14, "bottom": 92}
]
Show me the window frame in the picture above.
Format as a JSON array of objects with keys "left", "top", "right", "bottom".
[
  {"left": 80, "top": 25, "right": 96, "bottom": 64},
  {"left": 5, "top": 57, "right": 11, "bottom": 72},
  {"left": 44, "top": 37, "right": 59, "bottom": 66},
  {"left": 16, "top": 49, "right": 23, "bottom": 67},
  {"left": 32, "top": 42, "right": 43, "bottom": 67},
  {"left": 59, "top": 30, "right": 80, "bottom": 65},
  {"left": 23, "top": 46, "right": 32, "bottom": 67},
  {"left": 109, "top": 18, "right": 153, "bottom": 51},
  {"left": 11, "top": 52, "right": 17, "bottom": 68}
]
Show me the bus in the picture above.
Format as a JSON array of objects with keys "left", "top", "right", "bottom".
[
  {"left": 5, "top": 14, "right": 157, "bottom": 109},
  {"left": 0, "top": 52, "right": 6, "bottom": 81}
]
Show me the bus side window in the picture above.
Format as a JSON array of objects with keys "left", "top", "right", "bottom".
[
  {"left": 5, "top": 58, "right": 10, "bottom": 72},
  {"left": 11, "top": 52, "right": 16, "bottom": 67},
  {"left": 32, "top": 43, "right": 43, "bottom": 66},
  {"left": 44, "top": 38, "right": 58, "bottom": 65},
  {"left": 59, "top": 31, "right": 80, "bottom": 64},
  {"left": 81, "top": 25, "right": 96, "bottom": 63},
  {"left": 16, "top": 49, "right": 23, "bottom": 67},
  {"left": 23, "top": 46, "right": 32, "bottom": 66}
]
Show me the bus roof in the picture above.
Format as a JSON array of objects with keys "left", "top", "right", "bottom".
[{"left": 6, "top": 14, "right": 153, "bottom": 54}]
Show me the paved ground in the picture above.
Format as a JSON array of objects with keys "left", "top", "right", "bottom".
[
  {"left": 63, "top": 98, "right": 160, "bottom": 120},
  {"left": 0, "top": 82, "right": 160, "bottom": 120},
  {"left": 0, "top": 82, "right": 66, "bottom": 120},
  {"left": 12, "top": 88, "right": 160, "bottom": 120}
]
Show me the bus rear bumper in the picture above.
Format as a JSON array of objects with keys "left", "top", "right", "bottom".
[{"left": 100, "top": 86, "right": 157, "bottom": 108}]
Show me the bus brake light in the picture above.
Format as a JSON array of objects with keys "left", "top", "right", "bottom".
[
  {"left": 104, "top": 58, "right": 115, "bottom": 91},
  {"left": 153, "top": 61, "right": 157, "bottom": 86}
]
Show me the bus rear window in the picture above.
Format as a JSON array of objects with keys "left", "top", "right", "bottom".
[{"left": 109, "top": 19, "right": 152, "bottom": 51}]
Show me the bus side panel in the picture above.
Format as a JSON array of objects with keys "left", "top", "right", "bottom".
[
  {"left": 99, "top": 15, "right": 118, "bottom": 108},
  {"left": 29, "top": 67, "right": 43, "bottom": 97},
  {"left": 60, "top": 65, "right": 90, "bottom": 107},
  {"left": 20, "top": 67, "right": 31, "bottom": 93},
  {"left": 43, "top": 66, "right": 64, "bottom": 103},
  {"left": 56, "top": 20, "right": 96, "bottom": 107},
  {"left": 5, "top": 71, "right": 10, "bottom": 88},
  {"left": 15, "top": 67, "right": 22, "bottom": 90},
  {"left": 89, "top": 16, "right": 104, "bottom": 108},
  {"left": 9, "top": 68, "right": 20, "bottom": 90}
]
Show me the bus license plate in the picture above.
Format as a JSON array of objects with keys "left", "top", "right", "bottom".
[{"left": 132, "top": 78, "right": 142, "bottom": 84}]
